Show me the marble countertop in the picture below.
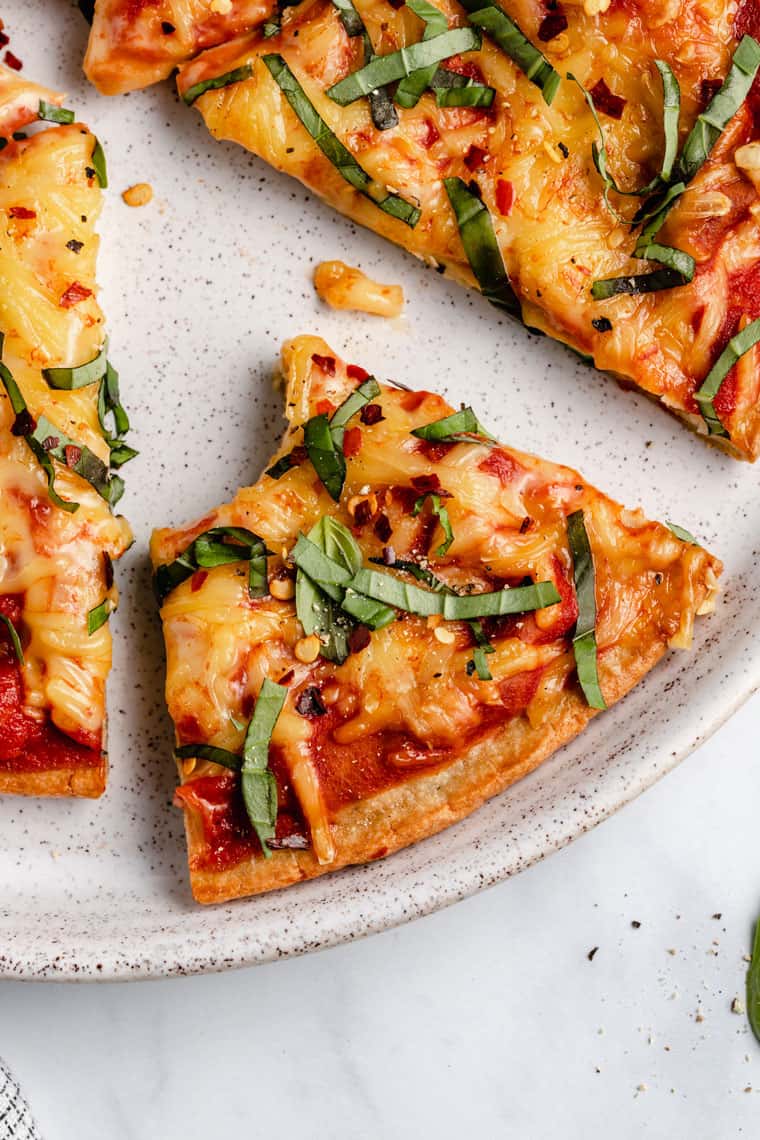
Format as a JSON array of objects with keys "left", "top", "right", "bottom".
[{"left": 2, "top": 692, "right": 758, "bottom": 1138}]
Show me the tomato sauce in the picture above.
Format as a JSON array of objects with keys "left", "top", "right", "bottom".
[
  {"left": 0, "top": 594, "right": 102, "bottom": 772},
  {"left": 689, "top": 259, "right": 760, "bottom": 417}
]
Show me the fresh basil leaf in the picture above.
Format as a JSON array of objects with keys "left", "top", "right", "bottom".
[
  {"left": 43, "top": 343, "right": 108, "bottom": 390},
  {"left": 413, "top": 492, "right": 454, "bottom": 556},
  {"left": 567, "top": 510, "right": 606, "bottom": 709},
  {"left": 666, "top": 521, "right": 697, "bottom": 544},
  {"left": 97, "top": 361, "right": 131, "bottom": 440},
  {"left": 292, "top": 531, "right": 356, "bottom": 600},
  {"left": 340, "top": 587, "right": 397, "bottom": 628},
  {"left": 330, "top": 376, "right": 381, "bottom": 434},
  {"left": 654, "top": 60, "right": 681, "bottom": 184},
  {"left": 436, "top": 83, "right": 495, "bottom": 107},
  {"left": 304, "top": 413, "right": 347, "bottom": 501},
  {"left": 0, "top": 613, "right": 24, "bottom": 664},
  {"left": 693, "top": 316, "right": 760, "bottom": 438},
  {"left": 175, "top": 743, "right": 241, "bottom": 770},
  {"left": 330, "top": 0, "right": 398, "bottom": 129},
  {"left": 266, "top": 452, "right": 300, "bottom": 479},
  {"left": 30, "top": 414, "right": 119, "bottom": 507},
  {"left": 90, "top": 138, "right": 107, "bottom": 187},
  {"left": 459, "top": 0, "right": 559, "bottom": 104},
  {"left": 746, "top": 917, "right": 760, "bottom": 1046},
  {"left": 471, "top": 645, "right": 493, "bottom": 680},
  {"left": 154, "top": 526, "right": 270, "bottom": 604},
  {"left": 87, "top": 598, "right": 113, "bottom": 635},
  {"left": 444, "top": 177, "right": 521, "bottom": 317},
  {"left": 592, "top": 242, "right": 695, "bottom": 299},
  {"left": 264, "top": 54, "right": 421, "bottom": 227},
  {"left": 351, "top": 567, "right": 559, "bottom": 617},
  {"left": 327, "top": 27, "right": 481, "bottom": 105},
  {"left": 411, "top": 404, "right": 494, "bottom": 442},
  {"left": 241, "top": 677, "right": 288, "bottom": 856},
  {"left": 108, "top": 440, "right": 139, "bottom": 468},
  {"left": 295, "top": 517, "right": 361, "bottom": 663},
  {"left": 395, "top": 0, "right": 449, "bottom": 109},
  {"left": 38, "top": 100, "right": 75, "bottom": 124},
  {"left": 182, "top": 64, "right": 253, "bottom": 106}
]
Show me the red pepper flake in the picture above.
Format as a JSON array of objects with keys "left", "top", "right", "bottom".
[
  {"left": 445, "top": 56, "right": 484, "bottom": 83},
  {"left": 589, "top": 78, "right": 626, "bottom": 120},
  {"left": 41, "top": 435, "right": 59, "bottom": 451},
  {"left": 190, "top": 570, "right": 209, "bottom": 592},
  {"left": 347, "top": 363, "right": 369, "bottom": 381},
  {"left": 353, "top": 499, "right": 373, "bottom": 526},
  {"left": 374, "top": 513, "right": 392, "bottom": 542},
  {"left": 360, "top": 403, "right": 384, "bottom": 425},
  {"left": 387, "top": 0, "right": 404, "bottom": 8},
  {"left": 64, "top": 444, "right": 82, "bottom": 468},
  {"left": 0, "top": 32, "right": 9, "bottom": 48},
  {"left": 59, "top": 281, "right": 93, "bottom": 309},
  {"left": 700, "top": 78, "right": 722, "bottom": 106},
  {"left": 4, "top": 51, "right": 22, "bottom": 71},
  {"left": 11, "top": 409, "right": 35, "bottom": 436},
  {"left": 315, "top": 398, "right": 335, "bottom": 416},
  {"left": 290, "top": 445, "right": 308, "bottom": 465},
  {"left": 495, "top": 179, "right": 514, "bottom": 217},
  {"left": 538, "top": 5, "right": 568, "bottom": 41},
  {"left": 420, "top": 118, "right": 440, "bottom": 149},
  {"left": 8, "top": 206, "right": 36, "bottom": 219},
  {"left": 348, "top": 624, "right": 371, "bottom": 654},
  {"left": 411, "top": 473, "right": 441, "bottom": 493},
  {"left": 342, "top": 425, "right": 362, "bottom": 457},
  {"left": 161, "top": 20, "right": 176, "bottom": 33},
  {"left": 311, "top": 353, "right": 336, "bottom": 375},
  {"left": 464, "top": 145, "right": 488, "bottom": 171}
]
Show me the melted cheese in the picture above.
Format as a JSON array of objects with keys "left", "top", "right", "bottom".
[
  {"left": 170, "top": 0, "right": 760, "bottom": 457},
  {"left": 152, "top": 334, "right": 720, "bottom": 863},
  {"left": 0, "top": 70, "right": 132, "bottom": 751}
]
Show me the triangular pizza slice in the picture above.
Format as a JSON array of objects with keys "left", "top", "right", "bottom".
[
  {"left": 151, "top": 336, "right": 720, "bottom": 903},
  {"left": 0, "top": 68, "right": 134, "bottom": 795},
  {"left": 174, "top": 2, "right": 760, "bottom": 457}
]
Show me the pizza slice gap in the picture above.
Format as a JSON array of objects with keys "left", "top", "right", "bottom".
[
  {"left": 83, "top": 0, "right": 276, "bottom": 94},
  {"left": 151, "top": 335, "right": 721, "bottom": 904},
  {"left": 175, "top": 0, "right": 760, "bottom": 458},
  {"left": 0, "top": 68, "right": 135, "bottom": 796}
]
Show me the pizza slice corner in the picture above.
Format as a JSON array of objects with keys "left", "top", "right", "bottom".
[{"left": 151, "top": 334, "right": 721, "bottom": 903}]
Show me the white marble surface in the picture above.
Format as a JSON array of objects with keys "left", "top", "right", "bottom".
[{"left": 2, "top": 691, "right": 759, "bottom": 1138}]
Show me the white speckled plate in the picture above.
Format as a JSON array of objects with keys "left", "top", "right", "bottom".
[{"left": 1, "top": 4, "right": 758, "bottom": 981}]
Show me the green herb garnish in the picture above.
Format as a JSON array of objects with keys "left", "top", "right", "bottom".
[
  {"left": 693, "top": 317, "right": 760, "bottom": 437},
  {"left": 175, "top": 743, "right": 242, "bottom": 770},
  {"left": 87, "top": 598, "right": 113, "bottom": 635},
  {"left": 43, "top": 343, "right": 108, "bottom": 390},
  {"left": 567, "top": 510, "right": 605, "bottom": 710},
  {"left": 331, "top": 0, "right": 399, "bottom": 130},
  {"left": 395, "top": 0, "right": 450, "bottom": 109},
  {"left": 327, "top": 26, "right": 481, "bottom": 105},
  {"left": 458, "top": 0, "right": 560, "bottom": 104},
  {"left": 182, "top": 64, "right": 254, "bottom": 106},
  {"left": 411, "top": 404, "right": 494, "bottom": 443},
  {"left": 0, "top": 613, "right": 24, "bottom": 664},
  {"left": 436, "top": 83, "right": 495, "bottom": 108},
  {"left": 264, "top": 54, "right": 421, "bottom": 227},
  {"left": 90, "top": 138, "right": 107, "bottom": 187},
  {"left": 746, "top": 918, "right": 760, "bottom": 1046},
  {"left": 303, "top": 375, "right": 380, "bottom": 500},
  {"left": 154, "top": 526, "right": 271, "bottom": 604},
  {"left": 38, "top": 100, "right": 75, "bottom": 124},
  {"left": 666, "top": 521, "right": 697, "bottom": 544},
  {"left": 350, "top": 567, "right": 559, "bottom": 617},
  {"left": 241, "top": 678, "right": 288, "bottom": 857},
  {"left": 413, "top": 492, "right": 454, "bottom": 556},
  {"left": 444, "top": 177, "right": 521, "bottom": 317},
  {"left": 590, "top": 244, "right": 695, "bottom": 299}
]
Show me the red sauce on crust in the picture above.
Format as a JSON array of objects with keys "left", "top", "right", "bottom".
[
  {"left": 478, "top": 448, "right": 523, "bottom": 484},
  {"left": 0, "top": 594, "right": 102, "bottom": 771}
]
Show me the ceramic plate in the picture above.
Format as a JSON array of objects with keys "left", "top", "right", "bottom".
[{"left": 1, "top": 3, "right": 757, "bottom": 980}]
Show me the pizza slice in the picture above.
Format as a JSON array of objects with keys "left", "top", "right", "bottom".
[
  {"left": 0, "top": 68, "right": 135, "bottom": 796},
  {"left": 175, "top": 0, "right": 760, "bottom": 458},
  {"left": 151, "top": 335, "right": 720, "bottom": 903},
  {"left": 83, "top": 0, "right": 276, "bottom": 94}
]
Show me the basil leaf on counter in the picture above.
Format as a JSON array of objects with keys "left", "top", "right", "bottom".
[{"left": 567, "top": 510, "right": 606, "bottom": 709}]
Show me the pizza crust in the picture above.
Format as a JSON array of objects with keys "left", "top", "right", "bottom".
[{"left": 0, "top": 761, "right": 106, "bottom": 798}]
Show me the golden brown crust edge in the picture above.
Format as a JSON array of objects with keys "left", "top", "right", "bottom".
[
  {"left": 185, "top": 616, "right": 690, "bottom": 904},
  {"left": 0, "top": 761, "right": 106, "bottom": 798}
]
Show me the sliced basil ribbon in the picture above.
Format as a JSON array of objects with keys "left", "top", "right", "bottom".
[
  {"left": 0, "top": 614, "right": 24, "bottom": 664},
  {"left": 567, "top": 510, "right": 605, "bottom": 710},
  {"left": 154, "top": 526, "right": 271, "bottom": 604},
  {"left": 304, "top": 375, "right": 380, "bottom": 500},
  {"left": 264, "top": 54, "right": 420, "bottom": 227},
  {"left": 746, "top": 918, "right": 760, "bottom": 1046},
  {"left": 330, "top": 0, "right": 398, "bottom": 130},
  {"left": 677, "top": 35, "right": 760, "bottom": 184},
  {"left": 38, "top": 100, "right": 75, "bottom": 124},
  {"left": 591, "top": 244, "right": 695, "bottom": 299},
  {"left": 294, "top": 517, "right": 375, "bottom": 663},
  {"left": 327, "top": 27, "right": 481, "bottom": 105},
  {"left": 468, "top": 619, "right": 494, "bottom": 680},
  {"left": 437, "top": 83, "right": 495, "bottom": 108},
  {"left": 655, "top": 60, "right": 681, "bottom": 184},
  {"left": 350, "top": 567, "right": 559, "bottom": 617},
  {"left": 395, "top": 0, "right": 449, "bottom": 109},
  {"left": 241, "top": 678, "right": 288, "bottom": 857},
  {"left": 666, "top": 521, "right": 697, "bottom": 544},
  {"left": 90, "top": 138, "right": 107, "bottom": 187},
  {"left": 43, "top": 343, "right": 108, "bottom": 389},
  {"left": 182, "top": 64, "right": 253, "bottom": 106},
  {"left": 458, "top": 0, "right": 560, "bottom": 104},
  {"left": 693, "top": 317, "right": 760, "bottom": 437},
  {"left": 340, "top": 587, "right": 397, "bottom": 628},
  {"left": 331, "top": 0, "right": 368, "bottom": 38},
  {"left": 97, "top": 361, "right": 131, "bottom": 439},
  {"left": 175, "top": 743, "right": 242, "bottom": 770},
  {"left": 411, "top": 404, "right": 494, "bottom": 442},
  {"left": 444, "top": 178, "right": 521, "bottom": 317},
  {"left": 87, "top": 598, "right": 113, "bottom": 634},
  {"left": 413, "top": 492, "right": 454, "bottom": 556}
]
